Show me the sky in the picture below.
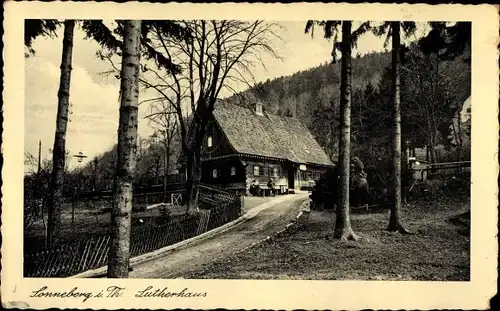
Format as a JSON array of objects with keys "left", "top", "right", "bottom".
[{"left": 24, "top": 21, "right": 428, "bottom": 172}]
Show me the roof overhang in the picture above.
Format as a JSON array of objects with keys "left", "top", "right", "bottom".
[
  {"left": 305, "top": 161, "right": 336, "bottom": 168},
  {"left": 199, "top": 153, "right": 335, "bottom": 168}
]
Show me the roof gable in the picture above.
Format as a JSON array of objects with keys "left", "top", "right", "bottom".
[{"left": 213, "top": 101, "right": 334, "bottom": 166}]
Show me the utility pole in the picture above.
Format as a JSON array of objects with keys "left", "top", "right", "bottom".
[
  {"left": 163, "top": 139, "right": 167, "bottom": 202},
  {"left": 37, "top": 140, "right": 42, "bottom": 174},
  {"left": 36, "top": 140, "right": 44, "bottom": 236},
  {"left": 92, "top": 157, "right": 100, "bottom": 224}
]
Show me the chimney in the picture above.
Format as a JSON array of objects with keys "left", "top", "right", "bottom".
[{"left": 253, "top": 102, "right": 263, "bottom": 116}]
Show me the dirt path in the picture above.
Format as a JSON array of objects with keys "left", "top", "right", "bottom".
[{"left": 129, "top": 195, "right": 308, "bottom": 279}]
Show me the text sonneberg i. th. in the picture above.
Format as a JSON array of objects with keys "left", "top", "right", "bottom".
[{"left": 29, "top": 286, "right": 208, "bottom": 302}]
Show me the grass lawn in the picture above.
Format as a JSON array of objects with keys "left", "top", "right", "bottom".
[{"left": 187, "top": 194, "right": 470, "bottom": 281}]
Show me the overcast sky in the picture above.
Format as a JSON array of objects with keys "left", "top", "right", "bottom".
[{"left": 24, "top": 21, "right": 428, "bottom": 172}]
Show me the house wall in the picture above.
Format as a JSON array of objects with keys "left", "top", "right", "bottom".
[
  {"left": 244, "top": 160, "right": 289, "bottom": 190},
  {"left": 198, "top": 158, "right": 330, "bottom": 193},
  {"left": 201, "top": 116, "right": 234, "bottom": 159},
  {"left": 298, "top": 166, "right": 327, "bottom": 189},
  {"left": 200, "top": 158, "right": 246, "bottom": 190},
  {"left": 243, "top": 161, "right": 330, "bottom": 191},
  {"left": 410, "top": 162, "right": 429, "bottom": 181}
]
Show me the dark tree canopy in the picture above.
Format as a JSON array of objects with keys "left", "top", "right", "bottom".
[
  {"left": 25, "top": 19, "right": 60, "bottom": 55},
  {"left": 82, "top": 20, "right": 192, "bottom": 75},
  {"left": 305, "top": 21, "right": 371, "bottom": 63},
  {"left": 419, "top": 22, "right": 471, "bottom": 63}
]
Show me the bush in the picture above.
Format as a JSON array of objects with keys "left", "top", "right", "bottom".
[{"left": 155, "top": 204, "right": 172, "bottom": 225}]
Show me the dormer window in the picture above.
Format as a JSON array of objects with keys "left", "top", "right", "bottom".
[
  {"left": 207, "top": 136, "right": 213, "bottom": 148},
  {"left": 254, "top": 102, "right": 263, "bottom": 116},
  {"left": 256, "top": 104, "right": 262, "bottom": 115}
]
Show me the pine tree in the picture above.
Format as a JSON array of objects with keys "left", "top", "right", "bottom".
[
  {"left": 305, "top": 21, "right": 371, "bottom": 240},
  {"left": 372, "top": 22, "right": 416, "bottom": 234}
]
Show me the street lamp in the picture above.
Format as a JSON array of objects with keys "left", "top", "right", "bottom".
[{"left": 73, "top": 151, "right": 88, "bottom": 163}]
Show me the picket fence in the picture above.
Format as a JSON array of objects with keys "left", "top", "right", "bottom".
[{"left": 24, "top": 185, "right": 242, "bottom": 278}]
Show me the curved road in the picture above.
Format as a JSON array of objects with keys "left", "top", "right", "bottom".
[{"left": 129, "top": 194, "right": 308, "bottom": 279}]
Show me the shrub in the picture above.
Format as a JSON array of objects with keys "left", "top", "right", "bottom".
[{"left": 156, "top": 204, "right": 172, "bottom": 225}]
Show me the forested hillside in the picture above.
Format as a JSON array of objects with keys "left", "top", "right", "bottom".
[
  {"left": 231, "top": 45, "right": 470, "bottom": 167},
  {"left": 234, "top": 51, "right": 390, "bottom": 118}
]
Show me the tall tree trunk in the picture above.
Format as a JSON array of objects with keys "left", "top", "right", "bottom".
[
  {"left": 387, "top": 22, "right": 410, "bottom": 234},
  {"left": 38, "top": 140, "right": 42, "bottom": 174},
  {"left": 334, "top": 21, "right": 358, "bottom": 241},
  {"left": 165, "top": 147, "right": 170, "bottom": 179},
  {"left": 185, "top": 148, "right": 201, "bottom": 214},
  {"left": 429, "top": 138, "right": 437, "bottom": 164},
  {"left": 46, "top": 20, "right": 75, "bottom": 247},
  {"left": 184, "top": 149, "right": 193, "bottom": 209},
  {"left": 428, "top": 140, "right": 438, "bottom": 174},
  {"left": 155, "top": 158, "right": 160, "bottom": 184},
  {"left": 163, "top": 145, "right": 168, "bottom": 201},
  {"left": 107, "top": 20, "right": 141, "bottom": 278},
  {"left": 456, "top": 108, "right": 464, "bottom": 162}
]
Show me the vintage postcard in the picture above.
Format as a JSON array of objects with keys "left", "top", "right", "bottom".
[{"left": 2, "top": 1, "right": 498, "bottom": 309}]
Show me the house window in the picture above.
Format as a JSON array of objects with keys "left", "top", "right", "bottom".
[
  {"left": 212, "top": 169, "right": 218, "bottom": 178},
  {"left": 207, "top": 136, "right": 213, "bottom": 148},
  {"left": 272, "top": 167, "right": 278, "bottom": 177},
  {"left": 256, "top": 104, "right": 263, "bottom": 115},
  {"left": 231, "top": 166, "right": 236, "bottom": 176},
  {"left": 253, "top": 166, "right": 260, "bottom": 176}
]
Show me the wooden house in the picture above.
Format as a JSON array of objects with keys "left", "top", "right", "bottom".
[{"left": 195, "top": 101, "right": 334, "bottom": 195}]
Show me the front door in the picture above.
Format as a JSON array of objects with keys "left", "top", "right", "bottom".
[{"left": 288, "top": 167, "right": 295, "bottom": 189}]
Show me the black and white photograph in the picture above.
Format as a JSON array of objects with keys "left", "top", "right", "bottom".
[{"left": 2, "top": 2, "right": 498, "bottom": 310}]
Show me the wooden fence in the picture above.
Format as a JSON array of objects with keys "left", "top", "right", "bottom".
[
  {"left": 24, "top": 185, "right": 242, "bottom": 278},
  {"left": 408, "top": 161, "right": 471, "bottom": 194},
  {"left": 73, "top": 182, "right": 241, "bottom": 210},
  {"left": 410, "top": 161, "right": 471, "bottom": 182}
]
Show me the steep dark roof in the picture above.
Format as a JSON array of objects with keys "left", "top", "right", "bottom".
[{"left": 212, "top": 101, "right": 334, "bottom": 166}]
